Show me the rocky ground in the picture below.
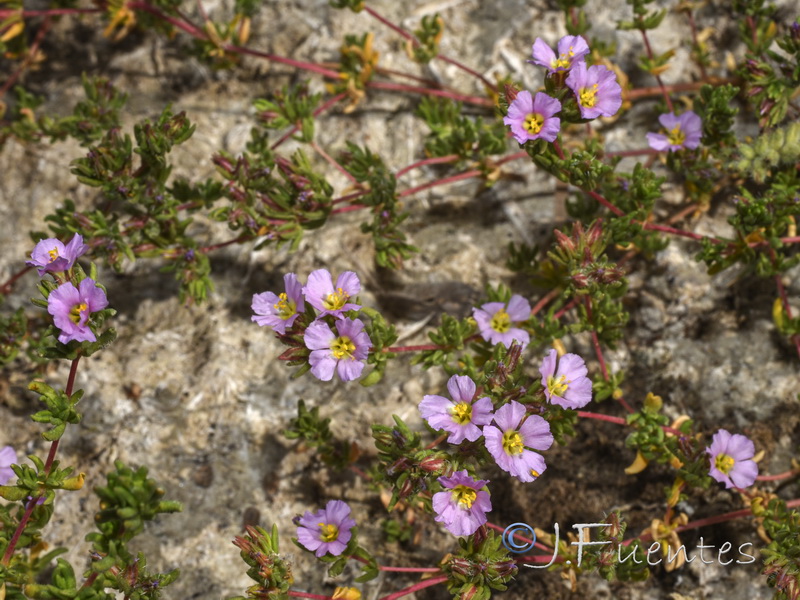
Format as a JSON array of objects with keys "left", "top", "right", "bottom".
[{"left": 1, "top": 0, "right": 799, "bottom": 599}]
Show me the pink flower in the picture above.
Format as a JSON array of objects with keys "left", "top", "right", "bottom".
[
  {"left": 432, "top": 470, "right": 492, "bottom": 536},
  {"left": 539, "top": 349, "right": 593, "bottom": 409},
  {"left": 27, "top": 234, "right": 89, "bottom": 277},
  {"left": 302, "top": 269, "right": 361, "bottom": 319},
  {"left": 530, "top": 35, "right": 590, "bottom": 73},
  {"left": 46, "top": 278, "right": 109, "bottom": 344},
  {"left": 296, "top": 500, "right": 356, "bottom": 557},
  {"left": 646, "top": 111, "right": 703, "bottom": 152},
  {"left": 252, "top": 273, "right": 305, "bottom": 334},
  {"left": 706, "top": 429, "right": 758, "bottom": 489},
  {"left": 304, "top": 318, "right": 371, "bottom": 382},
  {"left": 0, "top": 445, "right": 17, "bottom": 485},
  {"left": 565, "top": 62, "right": 622, "bottom": 119},
  {"left": 419, "top": 375, "right": 494, "bottom": 444},
  {"left": 473, "top": 294, "right": 531, "bottom": 349},
  {"left": 503, "top": 91, "right": 562, "bottom": 144},
  {"left": 483, "top": 401, "right": 553, "bottom": 482}
]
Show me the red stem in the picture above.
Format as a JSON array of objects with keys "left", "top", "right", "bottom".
[
  {"left": 378, "top": 576, "right": 448, "bottom": 600},
  {"left": 1, "top": 356, "right": 81, "bottom": 566},
  {"left": 367, "top": 80, "right": 493, "bottom": 107},
  {"left": 0, "top": 265, "right": 33, "bottom": 295},
  {"left": 379, "top": 566, "right": 442, "bottom": 573},
  {"left": 639, "top": 29, "right": 674, "bottom": 113},
  {"left": 362, "top": 6, "right": 496, "bottom": 92},
  {"left": 530, "top": 288, "right": 561, "bottom": 317},
  {"left": 311, "top": 140, "right": 358, "bottom": 184},
  {"left": 0, "top": 15, "right": 51, "bottom": 100},
  {"left": 756, "top": 469, "right": 800, "bottom": 482},
  {"left": 396, "top": 154, "right": 459, "bottom": 178},
  {"left": 398, "top": 168, "right": 482, "bottom": 198},
  {"left": 288, "top": 592, "right": 331, "bottom": 600}
]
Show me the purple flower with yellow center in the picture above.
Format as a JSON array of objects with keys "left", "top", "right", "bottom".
[
  {"left": 304, "top": 317, "right": 371, "bottom": 382},
  {"left": 27, "top": 234, "right": 89, "bottom": 277},
  {"left": 296, "top": 500, "right": 356, "bottom": 557},
  {"left": 646, "top": 111, "right": 703, "bottom": 152},
  {"left": 483, "top": 401, "right": 553, "bottom": 482},
  {"left": 565, "top": 62, "right": 622, "bottom": 119},
  {"left": 706, "top": 429, "right": 758, "bottom": 490},
  {"left": 473, "top": 295, "right": 531, "bottom": 349},
  {"left": 503, "top": 91, "right": 562, "bottom": 144},
  {"left": 419, "top": 375, "right": 494, "bottom": 444},
  {"left": 46, "top": 278, "right": 109, "bottom": 344},
  {"left": 539, "top": 349, "right": 592, "bottom": 409},
  {"left": 303, "top": 269, "right": 361, "bottom": 319},
  {"left": 0, "top": 445, "right": 17, "bottom": 485},
  {"left": 251, "top": 273, "right": 304, "bottom": 334},
  {"left": 432, "top": 470, "right": 492, "bottom": 536},
  {"left": 530, "top": 35, "right": 590, "bottom": 73}
]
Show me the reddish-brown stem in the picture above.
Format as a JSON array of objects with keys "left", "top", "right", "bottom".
[
  {"left": 587, "top": 190, "right": 625, "bottom": 217},
  {"left": 626, "top": 79, "right": 739, "bottom": 101},
  {"left": 584, "top": 297, "right": 635, "bottom": 413},
  {"left": 311, "top": 140, "right": 358, "bottom": 184},
  {"left": 631, "top": 498, "right": 800, "bottom": 546},
  {"left": 552, "top": 140, "right": 566, "bottom": 160},
  {"left": 0, "top": 265, "right": 33, "bottom": 295},
  {"left": 396, "top": 154, "right": 459, "bottom": 178},
  {"left": 379, "top": 566, "right": 442, "bottom": 573},
  {"left": 484, "top": 522, "right": 553, "bottom": 553},
  {"left": 605, "top": 148, "right": 660, "bottom": 158},
  {"left": 0, "top": 15, "right": 51, "bottom": 100},
  {"left": 379, "top": 575, "right": 448, "bottom": 600},
  {"left": 424, "top": 433, "right": 448, "bottom": 450},
  {"left": 1, "top": 356, "right": 81, "bottom": 566},
  {"left": 288, "top": 591, "right": 331, "bottom": 600},
  {"left": 1, "top": 499, "right": 39, "bottom": 566},
  {"left": 577, "top": 410, "right": 683, "bottom": 436},
  {"left": 642, "top": 221, "right": 720, "bottom": 243},
  {"left": 639, "top": 29, "right": 674, "bottom": 113},
  {"left": 685, "top": 8, "right": 708, "bottom": 80},
  {"left": 530, "top": 288, "right": 561, "bottom": 317},
  {"left": 368, "top": 80, "right": 494, "bottom": 107},
  {"left": 399, "top": 168, "right": 482, "bottom": 198},
  {"left": 756, "top": 469, "right": 800, "bottom": 482},
  {"left": 362, "top": 6, "right": 496, "bottom": 92},
  {"left": 384, "top": 343, "right": 446, "bottom": 353}
]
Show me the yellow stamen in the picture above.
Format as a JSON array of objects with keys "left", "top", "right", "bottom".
[
  {"left": 715, "top": 453, "right": 735, "bottom": 475},
  {"left": 69, "top": 302, "right": 88, "bottom": 324},
  {"left": 580, "top": 84, "right": 599, "bottom": 108},
  {"left": 272, "top": 292, "right": 296, "bottom": 320},
  {"left": 331, "top": 335, "right": 355, "bottom": 359},
  {"left": 523, "top": 113, "right": 544, "bottom": 135},
  {"left": 318, "top": 522, "right": 339, "bottom": 542},
  {"left": 323, "top": 287, "right": 350, "bottom": 311},
  {"left": 451, "top": 402, "right": 473, "bottom": 425},
  {"left": 502, "top": 430, "right": 524, "bottom": 455},
  {"left": 547, "top": 374, "right": 569, "bottom": 397},
  {"left": 667, "top": 125, "right": 686, "bottom": 147},
  {"left": 530, "top": 469, "right": 540, "bottom": 478},
  {"left": 490, "top": 309, "right": 511, "bottom": 333},
  {"left": 47, "top": 248, "right": 60, "bottom": 263},
  {"left": 451, "top": 484, "right": 477, "bottom": 509},
  {"left": 552, "top": 47, "right": 574, "bottom": 69}
]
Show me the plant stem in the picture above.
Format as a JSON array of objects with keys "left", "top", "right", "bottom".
[
  {"left": 379, "top": 566, "right": 442, "bottom": 573},
  {"left": 288, "top": 591, "right": 331, "bottom": 600},
  {"left": 271, "top": 92, "right": 347, "bottom": 150},
  {"left": 530, "top": 288, "right": 561, "bottom": 317},
  {"left": 396, "top": 154, "right": 459, "bottom": 178},
  {"left": 367, "top": 80, "right": 494, "bottom": 107},
  {"left": 1, "top": 356, "right": 81, "bottom": 566},
  {"left": 378, "top": 575, "right": 448, "bottom": 600},
  {"left": 639, "top": 28, "right": 674, "bottom": 113}
]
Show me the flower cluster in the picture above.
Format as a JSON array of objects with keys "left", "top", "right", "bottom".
[
  {"left": 504, "top": 35, "right": 622, "bottom": 144},
  {"left": 419, "top": 350, "right": 593, "bottom": 536},
  {"left": 28, "top": 235, "right": 109, "bottom": 345},
  {"left": 252, "top": 269, "right": 372, "bottom": 382}
]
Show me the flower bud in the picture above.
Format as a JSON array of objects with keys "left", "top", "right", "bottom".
[{"left": 419, "top": 455, "right": 447, "bottom": 474}]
